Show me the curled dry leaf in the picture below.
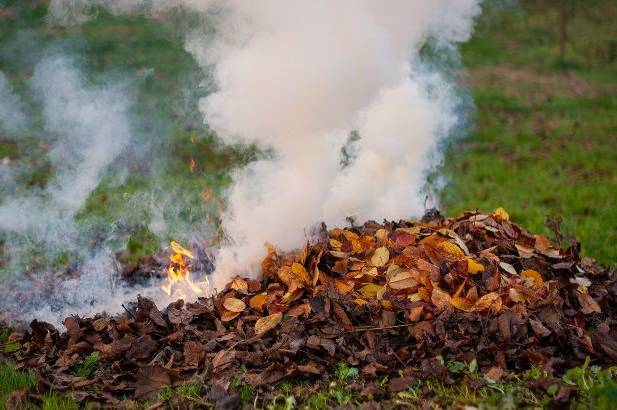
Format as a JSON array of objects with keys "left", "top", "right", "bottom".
[
  {"left": 223, "top": 297, "right": 246, "bottom": 313},
  {"left": 450, "top": 296, "right": 474, "bottom": 312},
  {"left": 255, "top": 312, "right": 283, "bottom": 336}
]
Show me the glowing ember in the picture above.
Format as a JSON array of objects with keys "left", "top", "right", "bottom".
[{"left": 161, "top": 241, "right": 210, "bottom": 300}]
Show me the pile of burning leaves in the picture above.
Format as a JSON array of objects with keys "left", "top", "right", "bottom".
[{"left": 3, "top": 209, "right": 617, "bottom": 407}]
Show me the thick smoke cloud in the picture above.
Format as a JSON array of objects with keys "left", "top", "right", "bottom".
[{"left": 49, "top": 0, "right": 482, "bottom": 292}]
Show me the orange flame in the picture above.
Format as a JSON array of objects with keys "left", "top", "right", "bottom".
[{"left": 161, "top": 241, "right": 209, "bottom": 300}]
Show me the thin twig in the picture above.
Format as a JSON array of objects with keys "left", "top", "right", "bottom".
[
  {"left": 351, "top": 323, "right": 412, "bottom": 333},
  {"left": 122, "top": 304, "right": 136, "bottom": 320}
]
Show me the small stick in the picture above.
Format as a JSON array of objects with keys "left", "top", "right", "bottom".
[
  {"left": 122, "top": 304, "right": 136, "bottom": 320},
  {"left": 351, "top": 323, "right": 412, "bottom": 333}
]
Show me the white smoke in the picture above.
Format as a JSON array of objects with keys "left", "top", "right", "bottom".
[
  {"left": 0, "top": 55, "right": 131, "bottom": 243},
  {"left": 0, "top": 55, "right": 135, "bottom": 324},
  {"left": 187, "top": 1, "right": 482, "bottom": 288},
  {"left": 49, "top": 0, "right": 482, "bottom": 291},
  {"left": 0, "top": 71, "right": 28, "bottom": 136}
]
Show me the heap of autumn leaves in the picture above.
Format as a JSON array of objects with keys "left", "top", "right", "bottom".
[{"left": 4, "top": 209, "right": 616, "bottom": 404}]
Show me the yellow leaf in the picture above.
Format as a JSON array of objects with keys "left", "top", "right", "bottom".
[
  {"left": 291, "top": 262, "right": 311, "bottom": 286},
  {"left": 437, "top": 241, "right": 465, "bottom": 259},
  {"left": 342, "top": 230, "right": 359, "bottom": 241},
  {"left": 354, "top": 298, "right": 368, "bottom": 306},
  {"left": 359, "top": 283, "right": 383, "bottom": 299},
  {"left": 254, "top": 312, "right": 283, "bottom": 335},
  {"left": 223, "top": 297, "right": 246, "bottom": 313},
  {"left": 370, "top": 247, "right": 390, "bottom": 267},
  {"left": 493, "top": 207, "right": 510, "bottom": 221},
  {"left": 382, "top": 300, "right": 393, "bottom": 310},
  {"left": 467, "top": 259, "right": 484, "bottom": 274},
  {"left": 472, "top": 292, "right": 502, "bottom": 313},
  {"left": 521, "top": 269, "right": 543, "bottom": 290},
  {"left": 249, "top": 293, "right": 267, "bottom": 310},
  {"left": 329, "top": 238, "right": 343, "bottom": 249},
  {"left": 281, "top": 289, "right": 303, "bottom": 304}
]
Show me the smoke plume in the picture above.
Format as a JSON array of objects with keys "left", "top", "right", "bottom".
[{"left": 49, "top": 0, "right": 482, "bottom": 292}]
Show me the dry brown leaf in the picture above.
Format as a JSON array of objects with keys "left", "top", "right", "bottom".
[
  {"left": 230, "top": 277, "right": 248, "bottom": 293},
  {"left": 334, "top": 279, "right": 354, "bottom": 294},
  {"left": 431, "top": 287, "right": 451, "bottom": 310},
  {"left": 220, "top": 310, "right": 241, "bottom": 322},
  {"left": 388, "top": 270, "right": 418, "bottom": 290},
  {"left": 255, "top": 312, "right": 283, "bottom": 335},
  {"left": 578, "top": 293, "right": 601, "bottom": 314},
  {"left": 473, "top": 292, "right": 502, "bottom": 313},
  {"left": 223, "top": 297, "right": 246, "bottom": 313}
]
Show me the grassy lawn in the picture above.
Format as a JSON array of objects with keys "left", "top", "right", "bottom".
[{"left": 441, "top": 0, "right": 617, "bottom": 265}]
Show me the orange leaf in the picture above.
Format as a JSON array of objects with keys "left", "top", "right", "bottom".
[
  {"left": 521, "top": 269, "right": 543, "bottom": 290},
  {"left": 220, "top": 310, "right": 240, "bottom": 322},
  {"left": 472, "top": 292, "right": 502, "bottom": 313},
  {"left": 334, "top": 279, "right": 354, "bottom": 294},
  {"left": 287, "top": 303, "right": 311, "bottom": 317},
  {"left": 223, "top": 297, "right": 246, "bottom": 313},
  {"left": 249, "top": 293, "right": 268, "bottom": 310},
  {"left": 450, "top": 296, "right": 474, "bottom": 312},
  {"left": 255, "top": 312, "right": 283, "bottom": 335}
]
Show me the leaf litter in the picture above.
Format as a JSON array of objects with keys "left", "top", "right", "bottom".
[{"left": 2, "top": 209, "right": 616, "bottom": 407}]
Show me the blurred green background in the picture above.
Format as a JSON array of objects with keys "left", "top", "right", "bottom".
[{"left": 0, "top": 0, "right": 615, "bottom": 269}]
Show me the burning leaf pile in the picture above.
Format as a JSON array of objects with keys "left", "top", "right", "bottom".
[{"left": 2, "top": 209, "right": 616, "bottom": 407}]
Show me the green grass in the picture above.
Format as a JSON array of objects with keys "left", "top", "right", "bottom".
[{"left": 441, "top": 0, "right": 617, "bottom": 265}]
